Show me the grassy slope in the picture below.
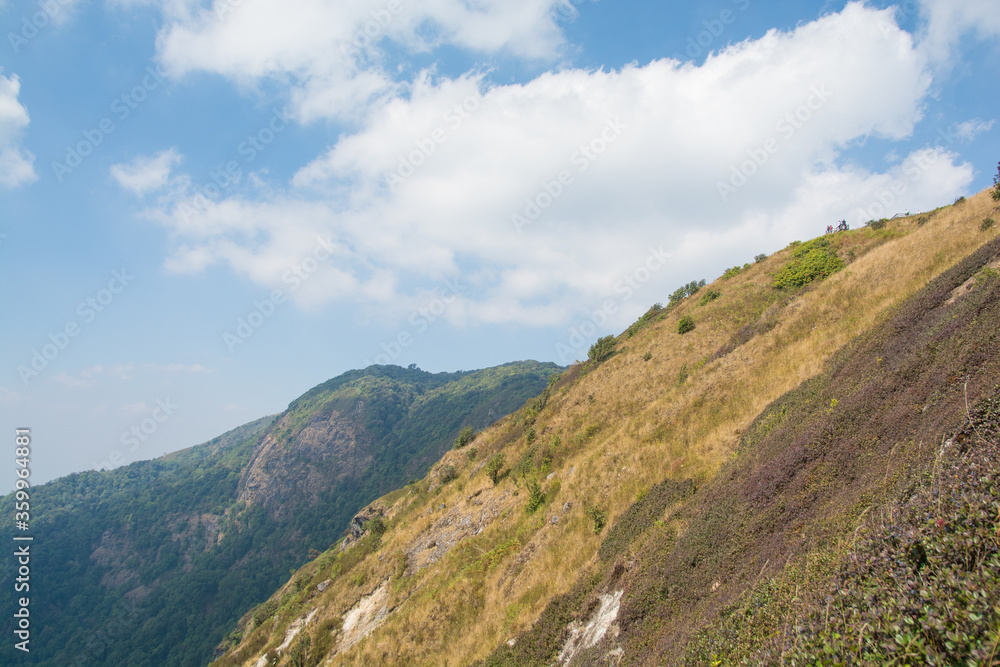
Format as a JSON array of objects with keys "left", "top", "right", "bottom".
[{"left": 215, "top": 190, "right": 999, "bottom": 667}]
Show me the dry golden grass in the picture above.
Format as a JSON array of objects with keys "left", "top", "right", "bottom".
[{"left": 220, "top": 188, "right": 999, "bottom": 667}]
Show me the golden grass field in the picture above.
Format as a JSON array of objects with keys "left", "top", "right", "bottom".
[{"left": 215, "top": 188, "right": 999, "bottom": 667}]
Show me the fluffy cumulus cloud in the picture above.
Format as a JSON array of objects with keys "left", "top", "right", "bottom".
[
  {"left": 110, "top": 147, "right": 183, "bottom": 196},
  {"left": 147, "top": 2, "right": 974, "bottom": 329},
  {"left": 0, "top": 71, "right": 37, "bottom": 188},
  {"left": 154, "top": 0, "right": 570, "bottom": 121}
]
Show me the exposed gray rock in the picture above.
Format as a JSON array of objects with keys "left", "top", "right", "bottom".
[{"left": 557, "top": 590, "right": 623, "bottom": 664}]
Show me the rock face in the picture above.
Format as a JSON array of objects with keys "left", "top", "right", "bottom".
[
  {"left": 238, "top": 410, "right": 373, "bottom": 514},
  {"left": 235, "top": 363, "right": 563, "bottom": 520},
  {"left": 557, "top": 590, "right": 623, "bottom": 664},
  {"left": 349, "top": 507, "right": 381, "bottom": 540},
  {"left": 340, "top": 581, "right": 392, "bottom": 652},
  {"left": 277, "top": 608, "right": 319, "bottom": 653}
]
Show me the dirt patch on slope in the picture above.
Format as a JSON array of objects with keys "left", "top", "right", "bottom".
[{"left": 339, "top": 581, "right": 391, "bottom": 652}]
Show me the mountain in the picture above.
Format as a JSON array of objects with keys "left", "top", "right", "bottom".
[
  {"left": 0, "top": 361, "right": 561, "bottom": 666},
  {"left": 212, "top": 189, "right": 1000, "bottom": 666}
]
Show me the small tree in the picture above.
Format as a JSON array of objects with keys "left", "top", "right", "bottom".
[
  {"left": 588, "top": 335, "right": 616, "bottom": 362},
  {"left": 453, "top": 425, "right": 475, "bottom": 449},
  {"left": 486, "top": 453, "right": 505, "bottom": 486},
  {"left": 678, "top": 315, "right": 695, "bottom": 335},
  {"left": 992, "top": 161, "right": 1000, "bottom": 201},
  {"left": 366, "top": 515, "right": 386, "bottom": 538},
  {"left": 668, "top": 280, "right": 706, "bottom": 307}
]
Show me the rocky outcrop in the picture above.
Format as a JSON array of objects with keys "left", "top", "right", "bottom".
[
  {"left": 340, "top": 581, "right": 392, "bottom": 652},
  {"left": 557, "top": 590, "right": 623, "bottom": 664},
  {"left": 404, "top": 487, "right": 518, "bottom": 573},
  {"left": 277, "top": 608, "right": 319, "bottom": 653},
  {"left": 237, "top": 410, "right": 373, "bottom": 514}
]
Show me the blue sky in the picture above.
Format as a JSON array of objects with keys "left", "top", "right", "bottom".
[{"left": 1, "top": 0, "right": 998, "bottom": 487}]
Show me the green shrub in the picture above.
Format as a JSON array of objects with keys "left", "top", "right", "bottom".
[
  {"left": 954, "top": 195, "right": 966, "bottom": 205},
  {"left": 642, "top": 351, "right": 652, "bottom": 361},
  {"left": 525, "top": 427, "right": 536, "bottom": 445},
  {"left": 587, "top": 335, "right": 616, "bottom": 362},
  {"left": 438, "top": 464, "right": 458, "bottom": 485},
  {"left": 252, "top": 599, "right": 279, "bottom": 628},
  {"left": 699, "top": 289, "right": 720, "bottom": 305},
  {"left": 677, "top": 363, "right": 689, "bottom": 385},
  {"left": 453, "top": 425, "right": 475, "bottom": 449},
  {"left": 668, "top": 281, "right": 706, "bottom": 307},
  {"left": 982, "top": 217, "right": 995, "bottom": 231},
  {"left": 366, "top": 515, "right": 386, "bottom": 538},
  {"left": 992, "top": 161, "right": 1000, "bottom": 200},
  {"left": 867, "top": 217, "right": 887, "bottom": 230},
  {"left": 754, "top": 253, "right": 767, "bottom": 263},
  {"left": 466, "top": 447, "right": 477, "bottom": 462},
  {"left": 773, "top": 237, "right": 845, "bottom": 289},
  {"left": 625, "top": 303, "right": 667, "bottom": 337},
  {"left": 287, "top": 634, "right": 310, "bottom": 667},
  {"left": 588, "top": 506, "right": 606, "bottom": 534},
  {"left": 486, "top": 453, "right": 505, "bottom": 486},
  {"left": 721, "top": 265, "right": 742, "bottom": 280},
  {"left": 525, "top": 480, "right": 545, "bottom": 514},
  {"left": 678, "top": 315, "right": 695, "bottom": 335}
]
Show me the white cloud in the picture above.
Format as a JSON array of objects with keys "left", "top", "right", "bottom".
[
  {"left": 918, "top": 0, "right": 1000, "bottom": 64},
  {"left": 954, "top": 118, "right": 994, "bottom": 142},
  {"left": 0, "top": 71, "right": 37, "bottom": 188},
  {"left": 154, "top": 0, "right": 571, "bottom": 121},
  {"left": 146, "top": 3, "right": 972, "bottom": 329},
  {"left": 110, "top": 148, "right": 183, "bottom": 196}
]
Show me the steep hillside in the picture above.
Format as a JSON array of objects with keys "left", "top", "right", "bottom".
[
  {"left": 214, "top": 189, "right": 999, "bottom": 666},
  {"left": 0, "top": 362, "right": 560, "bottom": 667}
]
